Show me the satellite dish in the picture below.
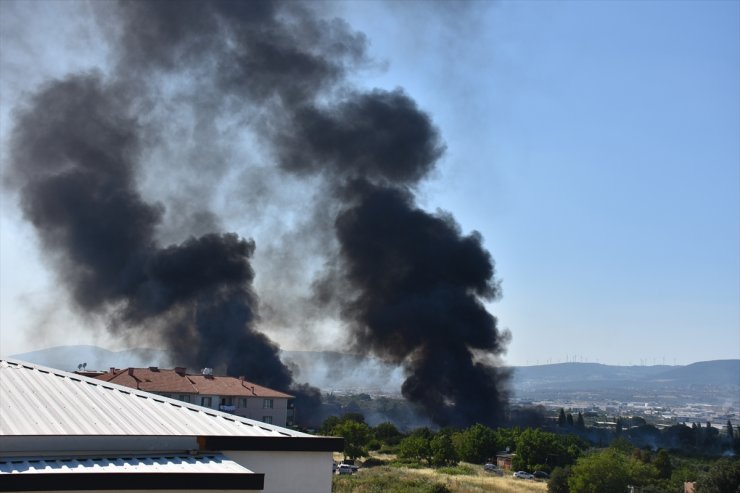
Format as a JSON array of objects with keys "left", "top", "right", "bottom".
[
  {"left": 77, "top": 364, "right": 82, "bottom": 371},
  {"left": 82, "top": 363, "right": 87, "bottom": 370}
]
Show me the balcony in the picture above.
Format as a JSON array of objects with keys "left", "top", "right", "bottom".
[{"left": 219, "top": 405, "right": 237, "bottom": 412}]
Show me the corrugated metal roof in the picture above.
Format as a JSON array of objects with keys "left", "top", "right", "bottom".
[
  {"left": 0, "top": 359, "right": 310, "bottom": 438},
  {"left": 0, "top": 454, "right": 250, "bottom": 474}
]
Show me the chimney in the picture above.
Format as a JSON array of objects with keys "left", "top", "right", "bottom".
[
  {"left": 251, "top": 385, "right": 255, "bottom": 395},
  {"left": 109, "top": 367, "right": 115, "bottom": 374},
  {"left": 127, "top": 368, "right": 134, "bottom": 376},
  {"left": 175, "top": 367, "right": 186, "bottom": 375}
]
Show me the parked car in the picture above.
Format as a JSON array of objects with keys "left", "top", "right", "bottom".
[
  {"left": 484, "top": 463, "right": 503, "bottom": 475},
  {"left": 513, "top": 470, "right": 534, "bottom": 479},
  {"left": 336, "top": 464, "right": 354, "bottom": 475},
  {"left": 533, "top": 470, "right": 550, "bottom": 479}
]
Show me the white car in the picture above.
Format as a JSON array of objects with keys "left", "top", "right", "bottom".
[{"left": 513, "top": 470, "right": 534, "bottom": 479}]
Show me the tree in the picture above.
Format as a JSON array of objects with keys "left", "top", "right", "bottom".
[
  {"left": 453, "top": 424, "right": 498, "bottom": 464},
  {"left": 652, "top": 449, "right": 672, "bottom": 479},
  {"left": 399, "top": 435, "right": 431, "bottom": 464},
  {"left": 616, "top": 418, "right": 623, "bottom": 435},
  {"left": 430, "top": 433, "right": 458, "bottom": 467},
  {"left": 576, "top": 412, "right": 585, "bottom": 430},
  {"left": 514, "top": 429, "right": 584, "bottom": 472},
  {"left": 319, "top": 415, "right": 341, "bottom": 436},
  {"left": 567, "top": 413, "right": 574, "bottom": 427},
  {"left": 374, "top": 421, "right": 402, "bottom": 445},
  {"left": 332, "top": 420, "right": 371, "bottom": 461},
  {"left": 568, "top": 448, "right": 656, "bottom": 493},
  {"left": 558, "top": 408, "right": 567, "bottom": 427},
  {"left": 695, "top": 458, "right": 740, "bottom": 493},
  {"left": 548, "top": 466, "right": 571, "bottom": 493}
]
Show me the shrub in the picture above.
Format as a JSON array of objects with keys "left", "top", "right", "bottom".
[{"left": 437, "top": 465, "right": 475, "bottom": 476}]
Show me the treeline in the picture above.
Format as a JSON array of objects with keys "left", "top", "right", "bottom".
[
  {"left": 322, "top": 412, "right": 587, "bottom": 471},
  {"left": 548, "top": 439, "right": 740, "bottom": 493},
  {"left": 553, "top": 408, "right": 740, "bottom": 456},
  {"left": 321, "top": 411, "right": 740, "bottom": 492}
]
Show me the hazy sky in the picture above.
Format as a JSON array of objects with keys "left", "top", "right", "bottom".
[{"left": 1, "top": 0, "right": 738, "bottom": 367}]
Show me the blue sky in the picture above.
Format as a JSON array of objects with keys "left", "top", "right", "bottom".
[{"left": 1, "top": 0, "right": 738, "bottom": 366}]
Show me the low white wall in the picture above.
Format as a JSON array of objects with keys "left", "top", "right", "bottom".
[
  {"left": 12, "top": 490, "right": 260, "bottom": 493},
  {"left": 227, "top": 450, "right": 334, "bottom": 493}
]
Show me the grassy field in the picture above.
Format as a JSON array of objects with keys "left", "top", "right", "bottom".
[{"left": 332, "top": 455, "right": 548, "bottom": 493}]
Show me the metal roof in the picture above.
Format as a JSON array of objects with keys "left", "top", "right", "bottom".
[
  {"left": 0, "top": 454, "right": 250, "bottom": 474},
  {"left": 0, "top": 359, "right": 310, "bottom": 438}
]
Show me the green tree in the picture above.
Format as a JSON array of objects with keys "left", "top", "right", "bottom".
[
  {"left": 653, "top": 449, "right": 672, "bottom": 479},
  {"left": 568, "top": 448, "right": 656, "bottom": 493},
  {"left": 548, "top": 466, "right": 571, "bottom": 493},
  {"left": 430, "top": 433, "right": 458, "bottom": 467},
  {"left": 399, "top": 434, "right": 431, "bottom": 464},
  {"left": 374, "top": 421, "right": 402, "bottom": 446},
  {"left": 576, "top": 412, "right": 585, "bottom": 429},
  {"left": 567, "top": 413, "right": 574, "bottom": 427},
  {"left": 332, "top": 420, "right": 372, "bottom": 461},
  {"left": 319, "top": 415, "right": 341, "bottom": 435},
  {"left": 558, "top": 408, "right": 567, "bottom": 427},
  {"left": 695, "top": 458, "right": 740, "bottom": 493},
  {"left": 453, "top": 424, "right": 498, "bottom": 464},
  {"left": 514, "top": 429, "right": 584, "bottom": 472}
]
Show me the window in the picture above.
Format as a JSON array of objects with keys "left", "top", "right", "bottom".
[
  {"left": 240, "top": 398, "right": 248, "bottom": 408},
  {"left": 179, "top": 395, "right": 191, "bottom": 403},
  {"left": 262, "top": 416, "right": 273, "bottom": 424},
  {"left": 263, "top": 399, "right": 273, "bottom": 409},
  {"left": 201, "top": 396, "right": 212, "bottom": 407}
]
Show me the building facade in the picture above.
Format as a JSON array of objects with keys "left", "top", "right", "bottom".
[{"left": 93, "top": 367, "right": 294, "bottom": 427}]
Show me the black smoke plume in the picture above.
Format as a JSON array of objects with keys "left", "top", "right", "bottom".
[
  {"left": 9, "top": 74, "right": 291, "bottom": 390},
  {"left": 8, "top": 0, "right": 510, "bottom": 428}
]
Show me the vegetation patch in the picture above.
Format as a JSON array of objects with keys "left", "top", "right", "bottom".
[
  {"left": 436, "top": 464, "right": 476, "bottom": 476},
  {"left": 332, "top": 466, "right": 450, "bottom": 493}
]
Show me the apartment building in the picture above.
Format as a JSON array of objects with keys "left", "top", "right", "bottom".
[{"left": 93, "top": 366, "right": 294, "bottom": 427}]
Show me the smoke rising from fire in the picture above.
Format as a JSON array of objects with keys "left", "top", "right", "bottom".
[{"left": 7, "top": 0, "right": 509, "bottom": 427}]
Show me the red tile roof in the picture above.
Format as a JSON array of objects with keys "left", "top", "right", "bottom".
[
  {"left": 188, "top": 375, "right": 292, "bottom": 399},
  {"left": 94, "top": 368, "right": 292, "bottom": 399}
]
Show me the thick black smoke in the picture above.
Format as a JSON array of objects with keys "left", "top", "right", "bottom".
[
  {"left": 9, "top": 0, "right": 510, "bottom": 428},
  {"left": 277, "top": 89, "right": 510, "bottom": 426},
  {"left": 9, "top": 74, "right": 291, "bottom": 390}
]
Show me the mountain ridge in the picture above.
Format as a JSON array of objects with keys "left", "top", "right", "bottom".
[{"left": 8, "top": 345, "right": 739, "bottom": 390}]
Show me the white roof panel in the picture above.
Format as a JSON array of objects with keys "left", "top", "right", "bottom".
[
  {"left": 0, "top": 454, "right": 250, "bottom": 474},
  {"left": 0, "top": 359, "right": 310, "bottom": 438}
]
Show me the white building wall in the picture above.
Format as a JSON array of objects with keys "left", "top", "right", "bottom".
[
  {"left": 227, "top": 451, "right": 333, "bottom": 493},
  {"left": 7, "top": 490, "right": 260, "bottom": 493},
  {"left": 233, "top": 397, "right": 289, "bottom": 427}
]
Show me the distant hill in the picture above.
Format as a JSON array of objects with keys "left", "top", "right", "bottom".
[
  {"left": 9, "top": 345, "right": 739, "bottom": 397},
  {"left": 9, "top": 345, "right": 170, "bottom": 372},
  {"left": 647, "top": 359, "right": 740, "bottom": 386},
  {"left": 510, "top": 360, "right": 740, "bottom": 391}
]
